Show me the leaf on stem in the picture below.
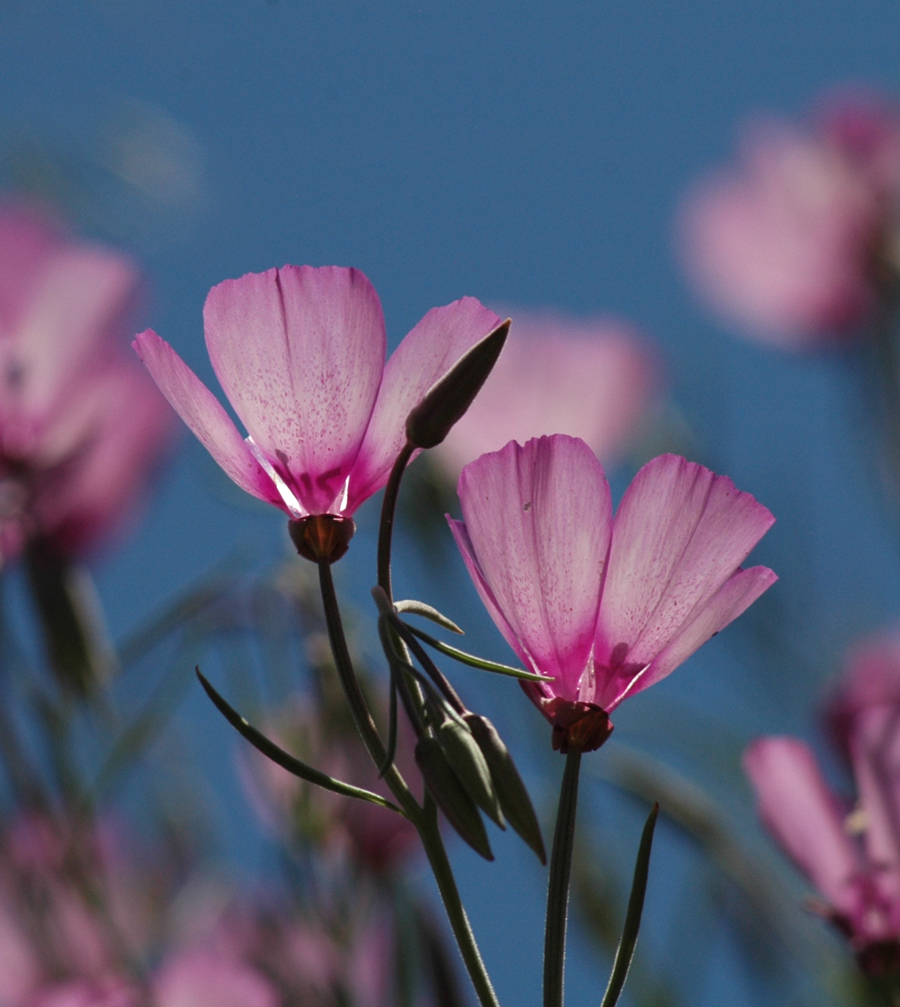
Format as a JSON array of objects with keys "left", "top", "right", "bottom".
[
  {"left": 404, "top": 624, "right": 553, "bottom": 682},
  {"left": 196, "top": 669, "right": 404, "bottom": 813},
  {"left": 599, "top": 803, "right": 660, "bottom": 1007},
  {"left": 394, "top": 599, "right": 464, "bottom": 634}
]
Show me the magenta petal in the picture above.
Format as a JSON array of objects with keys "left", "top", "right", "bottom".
[
  {"left": 601, "top": 564, "right": 777, "bottom": 709},
  {"left": 204, "top": 267, "right": 386, "bottom": 514},
  {"left": 454, "top": 436, "right": 611, "bottom": 702},
  {"left": 133, "top": 330, "right": 285, "bottom": 510},
  {"left": 744, "top": 737, "right": 864, "bottom": 918},
  {"left": 347, "top": 297, "right": 502, "bottom": 512},
  {"left": 596, "top": 454, "right": 775, "bottom": 677}
]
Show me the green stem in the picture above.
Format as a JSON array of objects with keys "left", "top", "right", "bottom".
[
  {"left": 316, "top": 558, "right": 418, "bottom": 819},
  {"left": 419, "top": 797, "right": 502, "bottom": 1007},
  {"left": 318, "top": 559, "right": 498, "bottom": 1004},
  {"left": 377, "top": 441, "right": 415, "bottom": 600},
  {"left": 544, "top": 748, "right": 583, "bottom": 1007}
]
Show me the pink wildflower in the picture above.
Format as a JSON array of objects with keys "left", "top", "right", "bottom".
[
  {"left": 133, "top": 266, "right": 500, "bottom": 558},
  {"left": 153, "top": 949, "right": 279, "bottom": 1007},
  {"left": 0, "top": 205, "right": 175, "bottom": 561},
  {"left": 435, "top": 310, "right": 656, "bottom": 479},
  {"left": 746, "top": 631, "right": 900, "bottom": 975},
  {"left": 678, "top": 91, "right": 900, "bottom": 348},
  {"left": 450, "top": 435, "right": 776, "bottom": 752}
]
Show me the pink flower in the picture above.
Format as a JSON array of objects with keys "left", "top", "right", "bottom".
[
  {"left": 133, "top": 267, "right": 500, "bottom": 542},
  {"left": 153, "top": 949, "right": 280, "bottom": 1007},
  {"left": 678, "top": 92, "right": 900, "bottom": 348},
  {"left": 31, "top": 978, "right": 139, "bottom": 1007},
  {"left": 434, "top": 310, "right": 657, "bottom": 479},
  {"left": 746, "top": 631, "right": 900, "bottom": 974},
  {"left": 0, "top": 205, "right": 175, "bottom": 561},
  {"left": 449, "top": 435, "right": 776, "bottom": 752}
]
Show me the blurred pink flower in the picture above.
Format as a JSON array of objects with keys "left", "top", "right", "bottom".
[
  {"left": 450, "top": 435, "right": 776, "bottom": 752},
  {"left": 678, "top": 91, "right": 900, "bottom": 348},
  {"left": 0, "top": 204, "right": 175, "bottom": 562},
  {"left": 31, "top": 978, "right": 139, "bottom": 1007},
  {"left": 134, "top": 266, "right": 500, "bottom": 524},
  {"left": 153, "top": 949, "right": 279, "bottom": 1007},
  {"left": 745, "top": 631, "right": 900, "bottom": 975},
  {"left": 434, "top": 311, "right": 656, "bottom": 478}
]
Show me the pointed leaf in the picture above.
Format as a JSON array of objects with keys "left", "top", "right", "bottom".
[
  {"left": 600, "top": 803, "right": 659, "bottom": 1007},
  {"left": 405, "top": 624, "right": 553, "bottom": 682},
  {"left": 196, "top": 669, "right": 402, "bottom": 813}
]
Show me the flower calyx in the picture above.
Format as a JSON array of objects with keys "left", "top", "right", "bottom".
[
  {"left": 288, "top": 515, "right": 356, "bottom": 564},
  {"left": 550, "top": 701, "right": 613, "bottom": 754}
]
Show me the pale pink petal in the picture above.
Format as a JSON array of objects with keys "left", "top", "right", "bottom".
[
  {"left": 0, "top": 205, "right": 62, "bottom": 331},
  {"left": 0, "top": 247, "right": 140, "bottom": 451},
  {"left": 436, "top": 312, "right": 656, "bottom": 479},
  {"left": 453, "top": 436, "right": 610, "bottom": 700},
  {"left": 133, "top": 330, "right": 285, "bottom": 510},
  {"left": 846, "top": 704, "right": 900, "bottom": 905},
  {"left": 595, "top": 454, "right": 774, "bottom": 679},
  {"left": 347, "top": 297, "right": 501, "bottom": 511},
  {"left": 154, "top": 950, "right": 279, "bottom": 1007},
  {"left": 32, "top": 979, "right": 139, "bottom": 1007},
  {"left": 744, "top": 737, "right": 865, "bottom": 918},
  {"left": 204, "top": 266, "right": 385, "bottom": 514},
  {"left": 600, "top": 564, "right": 777, "bottom": 709}
]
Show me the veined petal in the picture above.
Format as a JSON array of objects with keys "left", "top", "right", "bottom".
[
  {"left": 133, "top": 330, "right": 285, "bottom": 509},
  {"left": 599, "top": 565, "right": 777, "bottom": 710},
  {"left": 454, "top": 436, "right": 610, "bottom": 700},
  {"left": 203, "top": 266, "right": 386, "bottom": 515},
  {"left": 347, "top": 297, "right": 501, "bottom": 512},
  {"left": 744, "top": 737, "right": 865, "bottom": 919},
  {"left": 596, "top": 454, "right": 775, "bottom": 673}
]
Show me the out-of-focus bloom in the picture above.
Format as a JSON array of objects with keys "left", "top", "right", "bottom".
[
  {"left": 434, "top": 311, "right": 657, "bottom": 479},
  {"left": 746, "top": 632, "right": 900, "bottom": 975},
  {"left": 134, "top": 266, "right": 500, "bottom": 525},
  {"left": 450, "top": 435, "right": 776, "bottom": 752},
  {"left": 0, "top": 205, "right": 175, "bottom": 562},
  {"left": 153, "top": 949, "right": 279, "bottom": 1007},
  {"left": 678, "top": 91, "right": 900, "bottom": 348}
]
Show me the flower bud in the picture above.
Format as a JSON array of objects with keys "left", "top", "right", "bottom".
[
  {"left": 464, "top": 713, "right": 546, "bottom": 864},
  {"left": 405, "top": 319, "right": 510, "bottom": 449},
  {"left": 415, "top": 736, "right": 493, "bottom": 860},
  {"left": 437, "top": 719, "right": 504, "bottom": 829}
]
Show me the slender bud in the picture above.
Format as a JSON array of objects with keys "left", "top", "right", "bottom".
[
  {"left": 288, "top": 514, "right": 356, "bottom": 564},
  {"left": 464, "top": 713, "right": 546, "bottom": 864},
  {"left": 405, "top": 319, "right": 510, "bottom": 449},
  {"left": 415, "top": 736, "right": 493, "bottom": 860},
  {"left": 437, "top": 718, "right": 505, "bottom": 829}
]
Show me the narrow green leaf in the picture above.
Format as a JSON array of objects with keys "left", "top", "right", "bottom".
[
  {"left": 393, "top": 599, "right": 465, "bottom": 634},
  {"left": 599, "top": 803, "right": 660, "bottom": 1007},
  {"left": 405, "top": 624, "right": 553, "bottom": 682},
  {"left": 196, "top": 669, "right": 403, "bottom": 814}
]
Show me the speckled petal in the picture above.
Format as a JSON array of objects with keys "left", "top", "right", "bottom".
[
  {"left": 203, "top": 266, "right": 386, "bottom": 515},
  {"left": 453, "top": 436, "right": 610, "bottom": 702},
  {"left": 596, "top": 454, "right": 774, "bottom": 676},
  {"left": 347, "top": 297, "right": 501, "bottom": 512},
  {"left": 133, "top": 330, "right": 286, "bottom": 510}
]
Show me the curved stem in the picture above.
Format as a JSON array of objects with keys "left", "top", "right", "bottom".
[
  {"left": 377, "top": 441, "right": 415, "bottom": 600},
  {"left": 544, "top": 748, "right": 583, "bottom": 1007},
  {"left": 316, "top": 558, "right": 418, "bottom": 819},
  {"left": 419, "top": 797, "right": 502, "bottom": 1007}
]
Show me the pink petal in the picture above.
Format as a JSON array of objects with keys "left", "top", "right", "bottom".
[
  {"left": 204, "top": 266, "right": 386, "bottom": 515},
  {"left": 133, "top": 330, "right": 285, "bottom": 510},
  {"left": 453, "top": 435, "right": 611, "bottom": 702},
  {"left": 0, "top": 247, "right": 139, "bottom": 451},
  {"left": 0, "top": 205, "right": 62, "bottom": 331},
  {"left": 595, "top": 454, "right": 774, "bottom": 687},
  {"left": 347, "top": 297, "right": 501, "bottom": 512},
  {"left": 600, "top": 564, "right": 777, "bottom": 709},
  {"left": 154, "top": 950, "right": 279, "bottom": 1007},
  {"left": 744, "top": 737, "right": 864, "bottom": 918}
]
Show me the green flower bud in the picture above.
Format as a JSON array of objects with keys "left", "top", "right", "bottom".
[{"left": 437, "top": 718, "right": 505, "bottom": 829}]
